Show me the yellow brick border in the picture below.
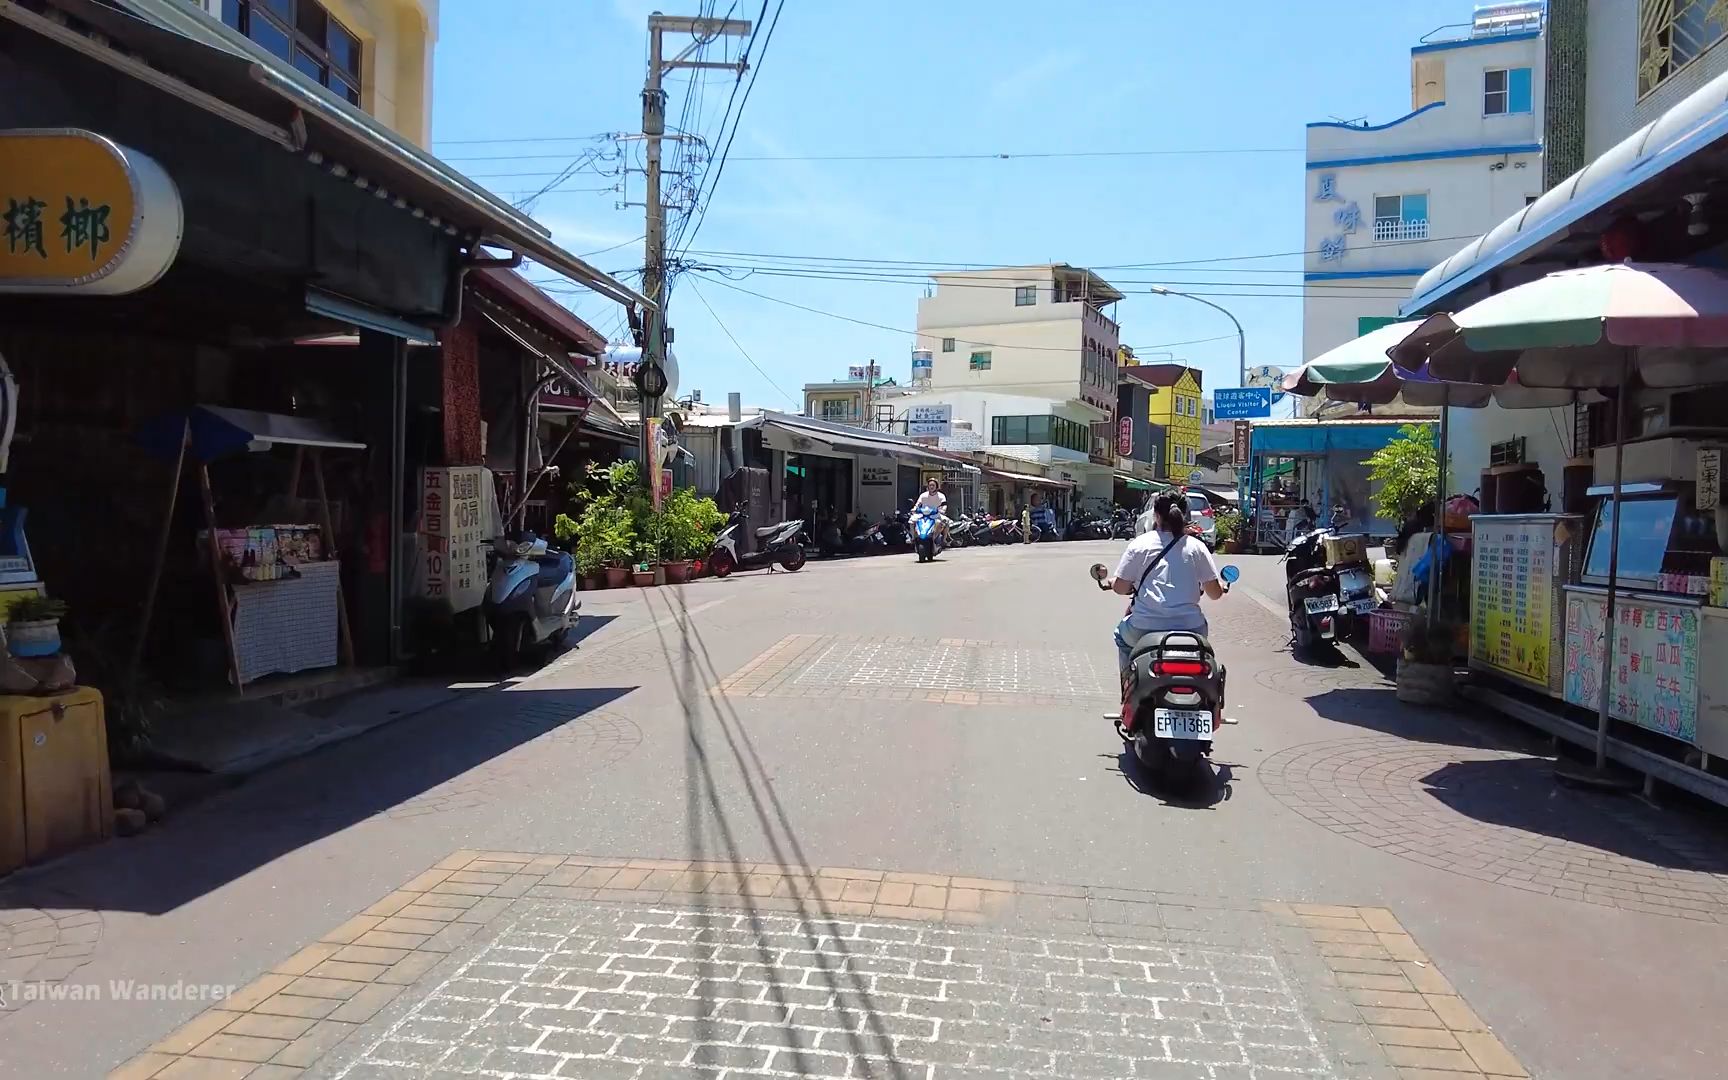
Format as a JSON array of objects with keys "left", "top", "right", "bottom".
[
  {"left": 110, "top": 853, "right": 1529, "bottom": 1079},
  {"left": 1265, "top": 902, "right": 1530, "bottom": 1079}
]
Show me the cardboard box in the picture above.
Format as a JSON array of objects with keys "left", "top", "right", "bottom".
[{"left": 1325, "top": 534, "right": 1365, "bottom": 566}]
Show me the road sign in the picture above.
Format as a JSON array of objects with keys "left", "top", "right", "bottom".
[
  {"left": 907, "top": 403, "right": 952, "bottom": 437},
  {"left": 1188, "top": 470, "right": 1204, "bottom": 484},
  {"left": 1232, "top": 421, "right": 1251, "bottom": 466},
  {"left": 1245, "top": 365, "right": 1285, "bottom": 388},
  {"left": 1117, "top": 416, "right": 1133, "bottom": 456},
  {"left": 1214, "top": 387, "right": 1272, "bottom": 419}
]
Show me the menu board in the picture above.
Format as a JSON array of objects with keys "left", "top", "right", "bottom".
[
  {"left": 1472, "top": 519, "right": 1555, "bottom": 686},
  {"left": 421, "top": 466, "right": 491, "bottom": 613},
  {"left": 1562, "top": 593, "right": 1699, "bottom": 745}
]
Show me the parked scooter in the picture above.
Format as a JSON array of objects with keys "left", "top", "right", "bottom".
[
  {"left": 911, "top": 505, "right": 945, "bottom": 563},
  {"left": 1090, "top": 562, "right": 1239, "bottom": 789},
  {"left": 879, "top": 511, "right": 912, "bottom": 552},
  {"left": 485, "top": 531, "right": 579, "bottom": 669},
  {"left": 710, "top": 509, "right": 806, "bottom": 577},
  {"left": 1109, "top": 509, "right": 1138, "bottom": 540},
  {"left": 1282, "top": 527, "right": 1375, "bottom": 652},
  {"left": 1066, "top": 509, "right": 1112, "bottom": 541}
]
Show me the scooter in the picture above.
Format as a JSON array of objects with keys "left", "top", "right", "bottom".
[
  {"left": 1282, "top": 527, "right": 1374, "bottom": 652},
  {"left": 710, "top": 509, "right": 806, "bottom": 577},
  {"left": 911, "top": 505, "right": 944, "bottom": 563},
  {"left": 1066, "top": 510, "right": 1112, "bottom": 542},
  {"left": 1091, "top": 562, "right": 1239, "bottom": 790},
  {"left": 484, "top": 531, "right": 579, "bottom": 669}
]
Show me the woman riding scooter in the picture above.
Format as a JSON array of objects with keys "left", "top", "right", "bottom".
[{"left": 1106, "top": 493, "right": 1229, "bottom": 674}]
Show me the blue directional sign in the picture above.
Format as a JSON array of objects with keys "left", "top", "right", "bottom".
[{"left": 1214, "top": 386, "right": 1272, "bottom": 419}]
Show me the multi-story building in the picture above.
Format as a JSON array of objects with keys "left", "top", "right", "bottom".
[
  {"left": 801, "top": 365, "right": 912, "bottom": 428},
  {"left": 1303, "top": 1, "right": 1546, "bottom": 413},
  {"left": 913, "top": 265, "right": 1124, "bottom": 504},
  {"left": 1412, "top": 0, "right": 1728, "bottom": 507},
  {"left": 1124, "top": 365, "right": 1204, "bottom": 482},
  {"left": 195, "top": 0, "right": 439, "bottom": 146}
]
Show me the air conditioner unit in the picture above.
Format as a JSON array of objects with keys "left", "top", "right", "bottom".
[{"left": 1592, "top": 436, "right": 1723, "bottom": 486}]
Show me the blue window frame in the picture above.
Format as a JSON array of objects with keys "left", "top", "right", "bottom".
[{"left": 1484, "top": 67, "right": 1532, "bottom": 115}]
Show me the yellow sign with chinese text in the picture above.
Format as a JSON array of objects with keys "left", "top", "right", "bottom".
[
  {"left": 0, "top": 129, "right": 181, "bottom": 294},
  {"left": 1470, "top": 519, "right": 1554, "bottom": 685}
]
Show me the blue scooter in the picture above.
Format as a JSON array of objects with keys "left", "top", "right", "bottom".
[{"left": 911, "top": 505, "right": 944, "bottom": 563}]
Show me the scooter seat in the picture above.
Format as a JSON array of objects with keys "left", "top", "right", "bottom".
[
  {"left": 533, "top": 551, "right": 573, "bottom": 587},
  {"left": 754, "top": 525, "right": 780, "bottom": 538},
  {"left": 1129, "top": 630, "right": 1213, "bottom": 659}
]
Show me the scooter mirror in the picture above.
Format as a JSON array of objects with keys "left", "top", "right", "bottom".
[
  {"left": 1089, "top": 563, "right": 1110, "bottom": 582},
  {"left": 1220, "top": 565, "right": 1240, "bottom": 585}
]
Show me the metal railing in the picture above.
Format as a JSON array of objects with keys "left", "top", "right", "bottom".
[{"left": 1374, "top": 217, "right": 1430, "bottom": 242}]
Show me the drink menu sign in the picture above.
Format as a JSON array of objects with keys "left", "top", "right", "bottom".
[
  {"left": 1471, "top": 519, "right": 1554, "bottom": 687},
  {"left": 1562, "top": 594, "right": 1699, "bottom": 745},
  {"left": 421, "top": 466, "right": 490, "bottom": 613}
]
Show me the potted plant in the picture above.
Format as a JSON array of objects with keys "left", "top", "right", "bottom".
[
  {"left": 554, "top": 513, "right": 598, "bottom": 589},
  {"left": 578, "top": 501, "right": 635, "bottom": 588},
  {"left": 1214, "top": 509, "right": 1242, "bottom": 554},
  {"left": 8, "top": 595, "right": 68, "bottom": 658},
  {"left": 659, "top": 489, "right": 725, "bottom": 583},
  {"left": 1395, "top": 614, "right": 1457, "bottom": 706}
]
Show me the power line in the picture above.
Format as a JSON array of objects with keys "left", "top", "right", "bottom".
[
  {"left": 697, "top": 273, "right": 1246, "bottom": 352},
  {"left": 438, "top": 143, "right": 1305, "bottom": 162},
  {"left": 686, "top": 278, "right": 800, "bottom": 407},
  {"left": 672, "top": 0, "right": 786, "bottom": 257},
  {"left": 684, "top": 263, "right": 1417, "bottom": 296}
]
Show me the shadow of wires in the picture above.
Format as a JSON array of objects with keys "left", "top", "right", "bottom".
[
  {"left": 1418, "top": 755, "right": 1728, "bottom": 874},
  {"left": 0, "top": 683, "right": 636, "bottom": 916},
  {"left": 645, "top": 588, "right": 915, "bottom": 1080}
]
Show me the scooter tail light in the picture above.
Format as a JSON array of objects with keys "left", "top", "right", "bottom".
[
  {"left": 1152, "top": 659, "right": 1208, "bottom": 677},
  {"left": 1164, "top": 689, "right": 1202, "bottom": 706},
  {"left": 1202, "top": 507, "right": 1214, "bottom": 517}
]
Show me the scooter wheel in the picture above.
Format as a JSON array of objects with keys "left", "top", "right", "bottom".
[
  {"left": 779, "top": 547, "right": 806, "bottom": 572},
  {"left": 493, "top": 616, "right": 527, "bottom": 671},
  {"left": 711, "top": 552, "right": 735, "bottom": 578}
]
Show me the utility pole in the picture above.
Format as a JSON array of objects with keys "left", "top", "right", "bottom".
[{"left": 638, "top": 12, "right": 751, "bottom": 483}]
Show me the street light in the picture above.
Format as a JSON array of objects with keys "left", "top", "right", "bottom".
[{"left": 1148, "top": 285, "right": 1246, "bottom": 388}]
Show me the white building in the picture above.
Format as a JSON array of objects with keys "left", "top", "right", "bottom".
[
  {"left": 1417, "top": 0, "right": 1728, "bottom": 507},
  {"left": 1303, "top": 1, "right": 1547, "bottom": 414},
  {"left": 912, "top": 265, "right": 1123, "bottom": 505}
]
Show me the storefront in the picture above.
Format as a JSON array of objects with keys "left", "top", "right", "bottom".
[
  {"left": 743, "top": 412, "right": 959, "bottom": 528},
  {"left": 0, "top": 2, "right": 645, "bottom": 707},
  {"left": 1398, "top": 63, "right": 1728, "bottom": 801},
  {"left": 980, "top": 466, "right": 1073, "bottom": 519},
  {"left": 1242, "top": 420, "right": 1425, "bottom": 551}
]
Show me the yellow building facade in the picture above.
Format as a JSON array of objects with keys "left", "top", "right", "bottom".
[
  {"left": 206, "top": 0, "right": 438, "bottom": 146},
  {"left": 1146, "top": 368, "right": 1203, "bottom": 481}
]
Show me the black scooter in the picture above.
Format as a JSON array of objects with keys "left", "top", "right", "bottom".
[
  {"left": 1282, "top": 527, "right": 1374, "bottom": 652},
  {"left": 1091, "top": 562, "right": 1239, "bottom": 790}
]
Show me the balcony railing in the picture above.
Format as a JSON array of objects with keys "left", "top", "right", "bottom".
[{"left": 1374, "top": 218, "right": 1430, "bottom": 242}]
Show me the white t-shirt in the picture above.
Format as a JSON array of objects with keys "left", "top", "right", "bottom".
[
  {"left": 912, "top": 491, "right": 947, "bottom": 513},
  {"left": 1113, "top": 530, "right": 1219, "bottom": 632}
]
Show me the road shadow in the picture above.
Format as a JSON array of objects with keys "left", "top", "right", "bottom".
[
  {"left": 1304, "top": 686, "right": 1508, "bottom": 749},
  {"left": 642, "top": 589, "right": 917, "bottom": 1080},
  {"left": 1418, "top": 756, "right": 1728, "bottom": 873},
  {"left": 1103, "top": 750, "right": 1234, "bottom": 809},
  {"left": 0, "top": 684, "right": 635, "bottom": 915}
]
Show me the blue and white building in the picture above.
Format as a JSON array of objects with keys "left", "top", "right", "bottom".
[{"left": 1302, "top": 2, "right": 1548, "bottom": 407}]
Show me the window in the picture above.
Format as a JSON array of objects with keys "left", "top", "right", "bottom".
[
  {"left": 1373, "top": 193, "right": 1429, "bottom": 241},
  {"left": 818, "top": 398, "right": 855, "bottom": 422},
  {"left": 940, "top": 337, "right": 956, "bottom": 353},
  {"left": 991, "top": 415, "right": 1089, "bottom": 452},
  {"left": 1014, "top": 286, "right": 1037, "bottom": 306},
  {"left": 1489, "top": 436, "right": 1526, "bottom": 466},
  {"left": 1526, "top": 194, "right": 1539, "bottom": 206},
  {"left": 1483, "top": 66, "right": 1532, "bottom": 114},
  {"left": 968, "top": 351, "right": 992, "bottom": 371},
  {"left": 1640, "top": 0, "right": 1728, "bottom": 97},
  {"left": 223, "top": 0, "right": 361, "bottom": 105}
]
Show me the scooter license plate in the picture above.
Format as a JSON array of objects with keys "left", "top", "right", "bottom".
[
  {"left": 1304, "top": 595, "right": 1340, "bottom": 614},
  {"left": 1347, "top": 597, "right": 1378, "bottom": 614},
  {"left": 1153, "top": 708, "right": 1213, "bottom": 740}
]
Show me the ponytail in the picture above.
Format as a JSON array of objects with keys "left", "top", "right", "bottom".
[{"left": 1153, "top": 493, "right": 1188, "bottom": 537}]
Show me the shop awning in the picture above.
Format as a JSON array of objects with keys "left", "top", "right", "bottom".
[
  {"left": 18, "top": 0, "right": 649, "bottom": 312},
  {"left": 982, "top": 467, "right": 1073, "bottom": 488},
  {"left": 1404, "top": 64, "right": 1728, "bottom": 316},
  {"left": 1113, "top": 474, "right": 1159, "bottom": 491},
  {"left": 1249, "top": 418, "right": 1431, "bottom": 456},
  {"left": 744, "top": 411, "right": 955, "bottom": 465},
  {"left": 135, "top": 406, "right": 365, "bottom": 463}
]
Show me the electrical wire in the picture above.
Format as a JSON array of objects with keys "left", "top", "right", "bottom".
[
  {"left": 438, "top": 143, "right": 1305, "bottom": 161},
  {"left": 697, "top": 273, "right": 1244, "bottom": 353},
  {"left": 671, "top": 0, "right": 786, "bottom": 257},
  {"left": 681, "top": 263, "right": 1416, "bottom": 296},
  {"left": 686, "top": 278, "right": 800, "bottom": 407}
]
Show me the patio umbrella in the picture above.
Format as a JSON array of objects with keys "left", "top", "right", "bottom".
[
  {"left": 1392, "top": 260, "right": 1728, "bottom": 774},
  {"left": 1283, "top": 320, "right": 1426, "bottom": 396},
  {"left": 1391, "top": 262, "right": 1728, "bottom": 387}
]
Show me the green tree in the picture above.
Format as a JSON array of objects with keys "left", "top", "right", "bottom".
[{"left": 1363, "top": 424, "right": 1442, "bottom": 525}]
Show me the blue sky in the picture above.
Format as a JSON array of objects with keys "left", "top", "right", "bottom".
[{"left": 433, "top": 1, "right": 1471, "bottom": 408}]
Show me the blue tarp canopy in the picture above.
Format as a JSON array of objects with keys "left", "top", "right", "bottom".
[
  {"left": 1249, "top": 420, "right": 1429, "bottom": 457},
  {"left": 135, "top": 406, "right": 366, "bottom": 464}
]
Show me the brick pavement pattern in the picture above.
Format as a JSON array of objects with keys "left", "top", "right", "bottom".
[
  {"left": 110, "top": 851, "right": 1531, "bottom": 1080},
  {"left": 1260, "top": 736, "right": 1728, "bottom": 922},
  {"left": 714, "top": 636, "right": 1112, "bottom": 707},
  {"left": 0, "top": 905, "right": 103, "bottom": 1013}
]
